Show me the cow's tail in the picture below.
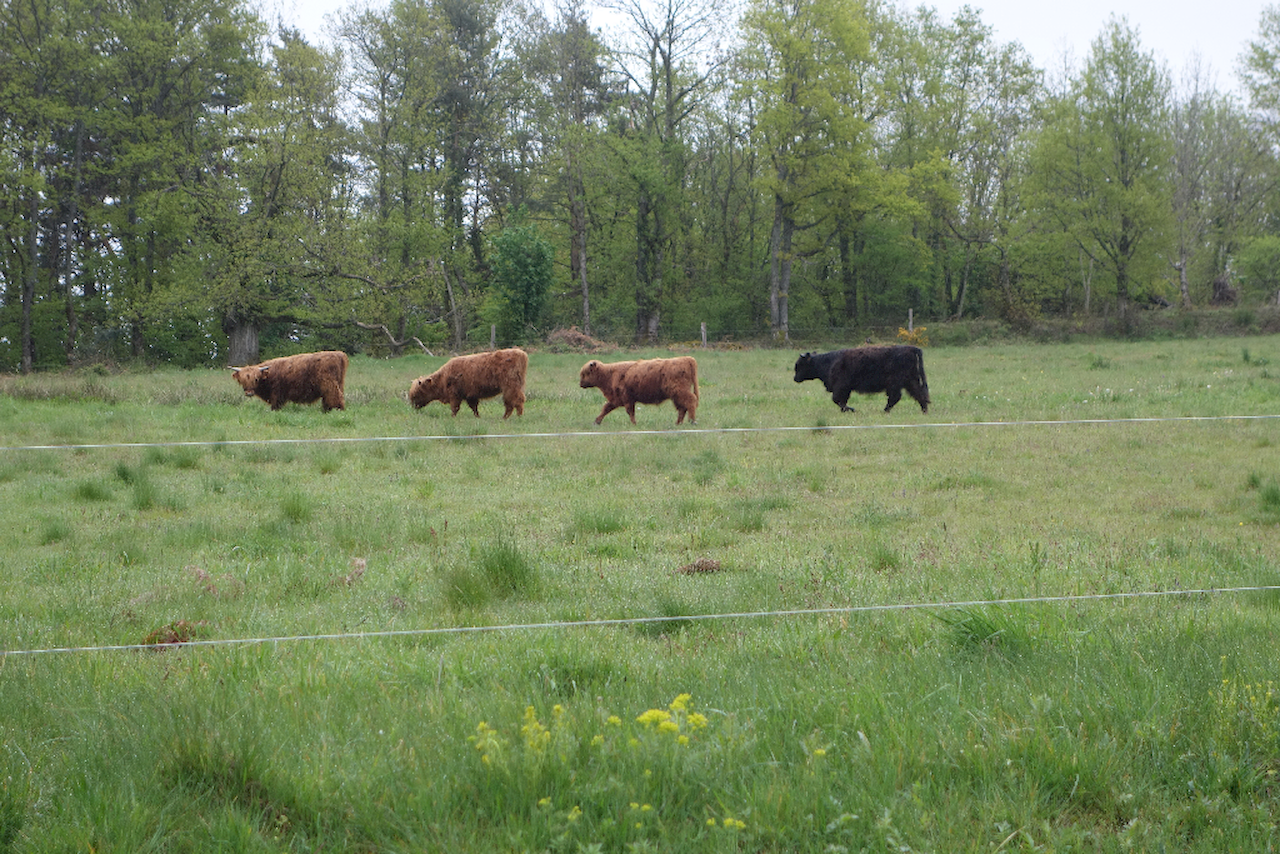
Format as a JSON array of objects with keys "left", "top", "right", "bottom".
[
  {"left": 692, "top": 357, "right": 700, "bottom": 398},
  {"left": 915, "top": 347, "right": 930, "bottom": 406}
]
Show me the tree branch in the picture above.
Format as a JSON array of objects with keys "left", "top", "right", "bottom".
[{"left": 354, "top": 320, "right": 433, "bottom": 355}]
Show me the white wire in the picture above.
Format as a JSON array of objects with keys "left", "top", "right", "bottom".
[
  {"left": 2, "top": 413, "right": 1276, "bottom": 453},
  {"left": 3, "top": 414, "right": 1276, "bottom": 657},
  {"left": 4, "top": 585, "right": 1278, "bottom": 658}
]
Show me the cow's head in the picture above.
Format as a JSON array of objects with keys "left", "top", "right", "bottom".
[
  {"left": 793, "top": 353, "right": 818, "bottom": 383},
  {"left": 231, "top": 364, "right": 268, "bottom": 396},
  {"left": 579, "top": 360, "right": 602, "bottom": 389},
  {"left": 408, "top": 374, "right": 443, "bottom": 409}
]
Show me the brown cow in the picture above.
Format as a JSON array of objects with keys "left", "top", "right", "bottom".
[
  {"left": 231, "top": 350, "right": 348, "bottom": 412},
  {"left": 579, "top": 356, "right": 699, "bottom": 425},
  {"left": 409, "top": 348, "right": 528, "bottom": 419}
]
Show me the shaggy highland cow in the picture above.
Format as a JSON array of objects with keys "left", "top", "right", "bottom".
[
  {"left": 409, "top": 348, "right": 528, "bottom": 419},
  {"left": 793, "top": 345, "right": 929, "bottom": 413},
  {"left": 230, "top": 350, "right": 348, "bottom": 412},
  {"left": 579, "top": 356, "right": 699, "bottom": 425}
]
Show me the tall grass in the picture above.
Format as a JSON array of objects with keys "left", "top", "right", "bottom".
[{"left": 1, "top": 337, "right": 1279, "bottom": 850}]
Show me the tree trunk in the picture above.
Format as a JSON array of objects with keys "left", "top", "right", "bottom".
[
  {"left": 635, "top": 191, "right": 662, "bottom": 341},
  {"left": 1175, "top": 259, "right": 1193, "bottom": 308},
  {"left": 952, "top": 247, "right": 974, "bottom": 320},
  {"left": 226, "top": 318, "right": 260, "bottom": 366},
  {"left": 443, "top": 266, "right": 464, "bottom": 348},
  {"left": 768, "top": 193, "right": 794, "bottom": 343},
  {"left": 839, "top": 228, "right": 857, "bottom": 323},
  {"left": 22, "top": 189, "right": 38, "bottom": 375},
  {"left": 63, "top": 119, "right": 86, "bottom": 362}
]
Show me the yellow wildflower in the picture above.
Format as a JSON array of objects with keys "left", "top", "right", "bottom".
[
  {"left": 521, "top": 706, "right": 551, "bottom": 751},
  {"left": 669, "top": 693, "right": 692, "bottom": 712},
  {"left": 637, "top": 708, "right": 671, "bottom": 728}
]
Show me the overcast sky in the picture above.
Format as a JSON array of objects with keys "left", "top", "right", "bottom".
[
  {"left": 928, "top": 0, "right": 1261, "bottom": 91},
  {"left": 271, "top": 0, "right": 1265, "bottom": 94}
]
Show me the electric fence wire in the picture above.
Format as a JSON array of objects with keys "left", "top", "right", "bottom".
[{"left": 3, "top": 412, "right": 1277, "bottom": 658}]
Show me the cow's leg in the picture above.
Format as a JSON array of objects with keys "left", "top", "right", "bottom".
[
  {"left": 450, "top": 401, "right": 463, "bottom": 416},
  {"left": 625, "top": 403, "right": 638, "bottom": 424},
  {"left": 467, "top": 398, "right": 481, "bottom": 417},
  {"left": 884, "top": 387, "right": 902, "bottom": 412},
  {"left": 834, "top": 388, "right": 855, "bottom": 413},
  {"left": 595, "top": 402, "right": 619, "bottom": 424},
  {"left": 907, "top": 382, "right": 929, "bottom": 413}
]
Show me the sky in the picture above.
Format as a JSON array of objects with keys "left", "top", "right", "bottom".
[
  {"left": 927, "top": 0, "right": 1261, "bottom": 91},
  {"left": 272, "top": 0, "right": 1265, "bottom": 93}
]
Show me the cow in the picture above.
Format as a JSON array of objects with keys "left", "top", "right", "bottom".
[
  {"left": 579, "top": 356, "right": 699, "bottom": 425},
  {"left": 793, "top": 345, "right": 930, "bottom": 414},
  {"left": 230, "top": 350, "right": 348, "bottom": 412},
  {"left": 409, "top": 348, "right": 528, "bottom": 419}
]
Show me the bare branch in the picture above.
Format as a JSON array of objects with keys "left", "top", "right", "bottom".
[{"left": 354, "top": 320, "right": 434, "bottom": 355}]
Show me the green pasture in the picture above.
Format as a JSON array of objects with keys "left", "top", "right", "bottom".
[{"left": 1, "top": 336, "right": 1279, "bottom": 851}]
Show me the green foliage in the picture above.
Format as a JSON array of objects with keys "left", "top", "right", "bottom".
[
  {"left": 1236, "top": 235, "right": 1280, "bottom": 303},
  {"left": 1024, "top": 20, "right": 1174, "bottom": 316},
  {"left": 482, "top": 222, "right": 554, "bottom": 345}
]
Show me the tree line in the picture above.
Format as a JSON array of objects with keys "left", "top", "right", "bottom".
[{"left": 4, "top": 0, "right": 1280, "bottom": 371}]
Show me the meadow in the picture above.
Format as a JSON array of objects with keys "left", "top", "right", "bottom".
[{"left": 1, "top": 335, "right": 1279, "bottom": 852}]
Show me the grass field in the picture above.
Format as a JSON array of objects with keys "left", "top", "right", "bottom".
[{"left": 1, "top": 336, "right": 1279, "bottom": 851}]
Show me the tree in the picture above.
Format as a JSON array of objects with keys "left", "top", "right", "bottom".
[
  {"left": 609, "top": 0, "right": 724, "bottom": 340},
  {"left": 1026, "top": 18, "right": 1173, "bottom": 318},
  {"left": 187, "top": 27, "right": 349, "bottom": 365},
  {"left": 739, "top": 0, "right": 872, "bottom": 341},
  {"left": 527, "top": 0, "right": 615, "bottom": 334},
  {"left": 0, "top": 0, "right": 105, "bottom": 370},
  {"left": 483, "top": 217, "right": 554, "bottom": 344},
  {"left": 1240, "top": 5, "right": 1280, "bottom": 133}
]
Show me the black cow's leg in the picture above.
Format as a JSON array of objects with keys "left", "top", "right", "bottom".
[
  {"left": 884, "top": 387, "right": 902, "bottom": 412},
  {"left": 834, "top": 389, "right": 855, "bottom": 413}
]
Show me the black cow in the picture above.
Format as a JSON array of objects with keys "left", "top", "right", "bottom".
[{"left": 793, "top": 345, "right": 930, "bottom": 413}]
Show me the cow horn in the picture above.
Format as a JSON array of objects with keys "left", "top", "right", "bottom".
[{"left": 259, "top": 365, "right": 269, "bottom": 374}]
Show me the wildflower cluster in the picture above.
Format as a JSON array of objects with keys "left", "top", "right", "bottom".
[
  {"left": 896, "top": 326, "right": 928, "bottom": 346},
  {"left": 469, "top": 720, "right": 506, "bottom": 768},
  {"left": 1213, "top": 672, "right": 1280, "bottom": 750},
  {"left": 634, "top": 693, "right": 708, "bottom": 746},
  {"left": 467, "top": 694, "right": 732, "bottom": 841}
]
